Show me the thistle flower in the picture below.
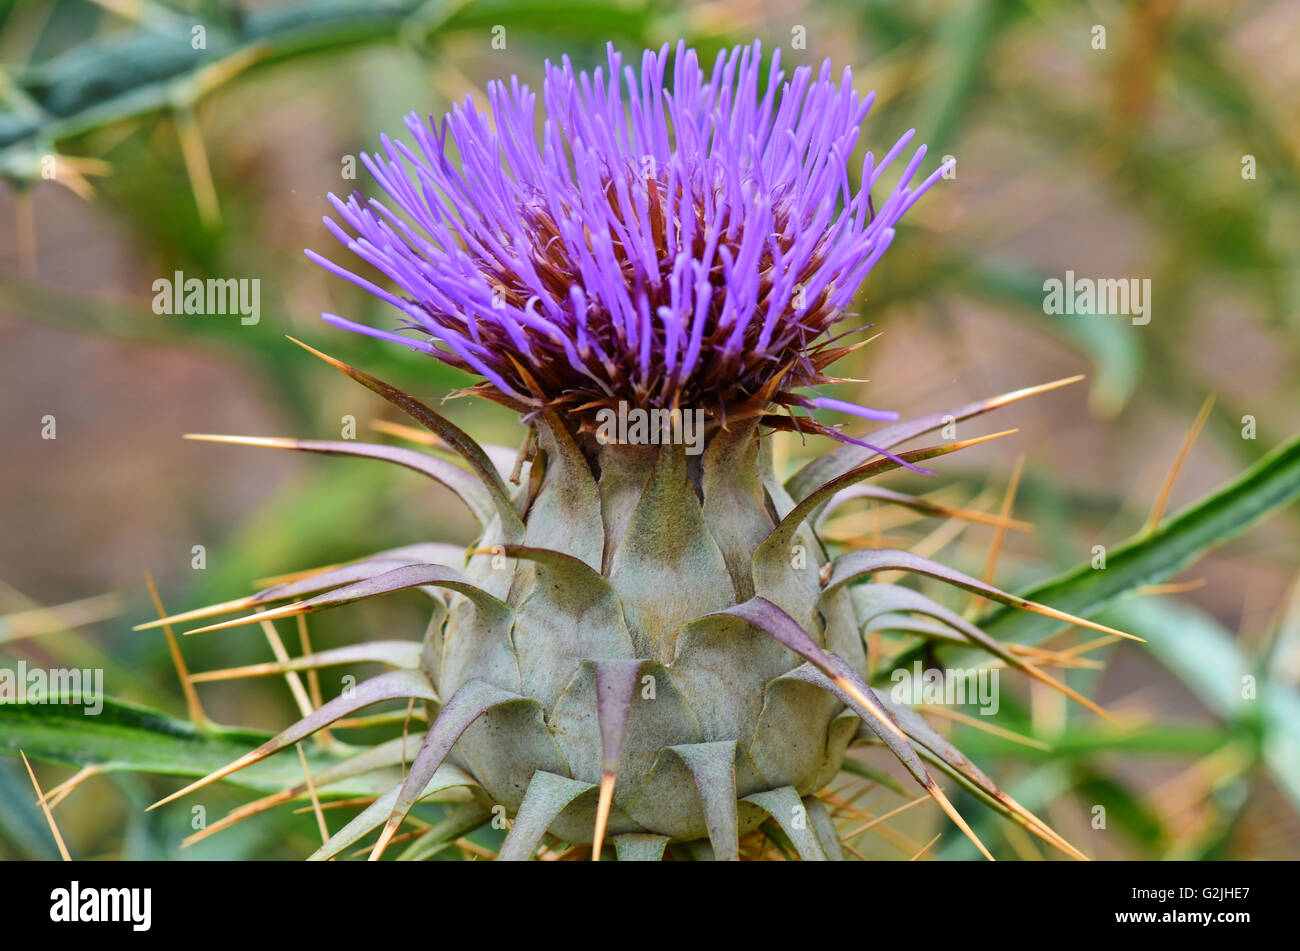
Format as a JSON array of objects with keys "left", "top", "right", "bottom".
[
  {"left": 308, "top": 41, "right": 945, "bottom": 432},
  {"left": 146, "top": 42, "right": 1127, "bottom": 862}
]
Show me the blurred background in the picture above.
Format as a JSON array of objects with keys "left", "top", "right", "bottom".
[{"left": 0, "top": 0, "right": 1296, "bottom": 860}]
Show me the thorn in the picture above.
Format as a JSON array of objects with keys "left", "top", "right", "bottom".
[
  {"left": 184, "top": 433, "right": 300, "bottom": 449},
  {"left": 839, "top": 839, "right": 869, "bottom": 861},
  {"left": 133, "top": 593, "right": 261, "bottom": 631},
  {"left": 1001, "top": 821, "right": 1046, "bottom": 862},
  {"left": 189, "top": 43, "right": 272, "bottom": 99},
  {"left": 3, "top": 592, "right": 122, "bottom": 639},
  {"left": 144, "top": 572, "right": 209, "bottom": 726},
  {"left": 866, "top": 490, "right": 995, "bottom": 586},
  {"left": 333, "top": 709, "right": 427, "bottom": 730},
  {"left": 286, "top": 335, "right": 348, "bottom": 369},
  {"left": 984, "top": 375, "right": 1086, "bottom": 410},
  {"left": 909, "top": 833, "right": 943, "bottom": 861},
  {"left": 946, "top": 428, "right": 1019, "bottom": 452},
  {"left": 1145, "top": 394, "right": 1216, "bottom": 534},
  {"left": 1016, "top": 659, "right": 1117, "bottom": 722},
  {"left": 831, "top": 672, "right": 910, "bottom": 746},
  {"left": 1014, "top": 600, "right": 1144, "bottom": 642},
  {"left": 401, "top": 698, "right": 416, "bottom": 781},
  {"left": 184, "top": 602, "right": 309, "bottom": 636},
  {"left": 966, "top": 454, "right": 1025, "bottom": 616},
  {"left": 1136, "top": 578, "right": 1207, "bottom": 597},
  {"left": 43, "top": 155, "right": 110, "bottom": 200},
  {"left": 296, "top": 745, "right": 330, "bottom": 846},
  {"left": 260, "top": 619, "right": 315, "bottom": 721},
  {"left": 456, "top": 838, "right": 497, "bottom": 860},
  {"left": 1001, "top": 791, "right": 1089, "bottom": 861},
  {"left": 922, "top": 707, "right": 1053, "bottom": 751},
  {"left": 352, "top": 825, "right": 426, "bottom": 858},
  {"left": 41, "top": 764, "right": 104, "bottom": 811},
  {"left": 840, "top": 794, "right": 930, "bottom": 841},
  {"left": 591, "top": 771, "right": 616, "bottom": 862},
  {"left": 148, "top": 748, "right": 264, "bottom": 811},
  {"left": 252, "top": 562, "right": 344, "bottom": 588},
  {"left": 181, "top": 787, "right": 295, "bottom": 847},
  {"left": 371, "top": 419, "right": 438, "bottom": 446},
  {"left": 1054, "top": 633, "right": 1123, "bottom": 660},
  {"left": 21, "top": 752, "right": 71, "bottom": 861},
  {"left": 925, "top": 779, "right": 993, "bottom": 861},
  {"left": 294, "top": 797, "right": 376, "bottom": 814},
  {"left": 1007, "top": 642, "right": 1105, "bottom": 669},
  {"left": 369, "top": 820, "right": 400, "bottom": 861},
  {"left": 906, "top": 500, "right": 1032, "bottom": 532},
  {"left": 296, "top": 614, "right": 335, "bottom": 749},
  {"left": 173, "top": 104, "right": 221, "bottom": 229}
]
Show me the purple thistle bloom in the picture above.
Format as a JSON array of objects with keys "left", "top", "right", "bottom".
[{"left": 309, "top": 41, "right": 948, "bottom": 434}]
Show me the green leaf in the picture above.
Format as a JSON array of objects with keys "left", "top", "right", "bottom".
[
  {"left": 950, "top": 722, "right": 1228, "bottom": 758},
  {"left": 1263, "top": 687, "right": 1300, "bottom": 813},
  {"left": 0, "top": 696, "right": 391, "bottom": 798},
  {"left": 2, "top": 0, "right": 657, "bottom": 168},
  {"left": 914, "top": 433, "right": 1300, "bottom": 669},
  {"left": 0, "top": 759, "right": 61, "bottom": 859},
  {"left": 1070, "top": 771, "right": 1166, "bottom": 851},
  {"left": 1100, "top": 597, "right": 1253, "bottom": 722},
  {"left": 910, "top": 0, "right": 1012, "bottom": 153}
]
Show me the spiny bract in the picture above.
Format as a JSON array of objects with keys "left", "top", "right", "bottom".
[{"left": 151, "top": 42, "right": 1123, "bottom": 861}]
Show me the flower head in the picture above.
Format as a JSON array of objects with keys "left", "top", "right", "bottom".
[{"left": 309, "top": 42, "right": 947, "bottom": 433}]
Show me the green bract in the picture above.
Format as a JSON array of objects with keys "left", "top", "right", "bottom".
[{"left": 129, "top": 348, "right": 1132, "bottom": 862}]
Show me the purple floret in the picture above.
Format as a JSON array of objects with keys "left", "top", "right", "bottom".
[{"left": 309, "top": 41, "right": 948, "bottom": 431}]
